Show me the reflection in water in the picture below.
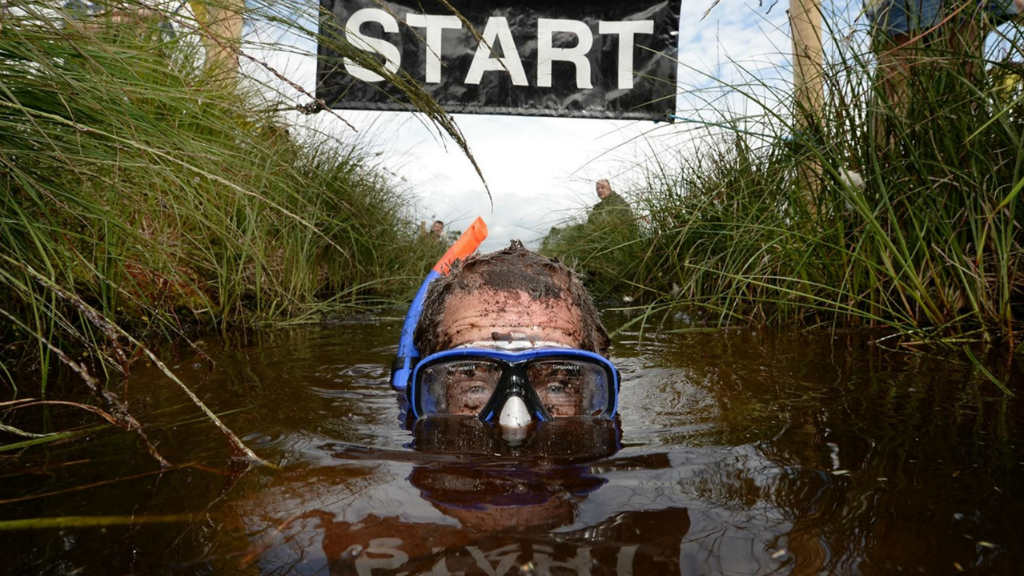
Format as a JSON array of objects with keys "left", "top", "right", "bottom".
[
  {"left": 3, "top": 322, "right": 1023, "bottom": 574},
  {"left": 408, "top": 416, "right": 621, "bottom": 532},
  {"left": 221, "top": 416, "right": 690, "bottom": 574},
  {"left": 411, "top": 415, "right": 622, "bottom": 462},
  {"left": 315, "top": 508, "right": 691, "bottom": 575}
]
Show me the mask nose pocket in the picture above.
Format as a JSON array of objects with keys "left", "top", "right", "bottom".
[
  {"left": 498, "top": 395, "right": 532, "bottom": 429},
  {"left": 498, "top": 395, "right": 531, "bottom": 446}
]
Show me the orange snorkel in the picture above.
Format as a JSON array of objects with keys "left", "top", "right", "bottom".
[
  {"left": 432, "top": 217, "right": 488, "bottom": 275},
  {"left": 391, "top": 217, "right": 488, "bottom": 390}
]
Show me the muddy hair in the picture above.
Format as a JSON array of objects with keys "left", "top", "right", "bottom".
[{"left": 414, "top": 241, "right": 610, "bottom": 356}]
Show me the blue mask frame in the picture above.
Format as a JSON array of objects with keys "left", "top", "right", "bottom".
[{"left": 407, "top": 347, "right": 620, "bottom": 421}]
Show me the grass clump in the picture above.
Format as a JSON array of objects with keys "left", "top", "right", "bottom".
[
  {"left": 542, "top": 14, "right": 1024, "bottom": 347},
  {"left": 0, "top": 1, "right": 448, "bottom": 453}
]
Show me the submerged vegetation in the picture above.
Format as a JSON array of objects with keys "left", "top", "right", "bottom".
[
  {"left": 543, "top": 13, "right": 1024, "bottom": 349},
  {"left": 1, "top": 1, "right": 453, "bottom": 457}
]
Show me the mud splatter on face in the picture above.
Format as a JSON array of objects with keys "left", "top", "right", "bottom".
[
  {"left": 414, "top": 241, "right": 609, "bottom": 356},
  {"left": 471, "top": 259, "right": 563, "bottom": 300}
]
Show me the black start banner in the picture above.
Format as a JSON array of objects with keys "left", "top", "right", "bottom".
[{"left": 316, "top": 0, "right": 680, "bottom": 120}]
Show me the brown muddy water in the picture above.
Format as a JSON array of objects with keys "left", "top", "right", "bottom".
[{"left": 2, "top": 319, "right": 1023, "bottom": 575}]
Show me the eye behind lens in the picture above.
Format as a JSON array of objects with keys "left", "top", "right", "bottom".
[
  {"left": 526, "top": 360, "right": 612, "bottom": 418},
  {"left": 418, "top": 358, "right": 503, "bottom": 416}
]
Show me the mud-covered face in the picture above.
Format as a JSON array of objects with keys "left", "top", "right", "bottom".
[
  {"left": 437, "top": 287, "right": 585, "bottom": 350},
  {"left": 412, "top": 244, "right": 611, "bottom": 358},
  {"left": 427, "top": 287, "right": 600, "bottom": 437}
]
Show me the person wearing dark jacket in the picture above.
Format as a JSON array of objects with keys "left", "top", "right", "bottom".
[{"left": 587, "top": 179, "right": 633, "bottom": 227}]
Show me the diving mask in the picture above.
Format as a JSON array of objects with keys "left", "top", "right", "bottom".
[{"left": 408, "top": 347, "right": 619, "bottom": 423}]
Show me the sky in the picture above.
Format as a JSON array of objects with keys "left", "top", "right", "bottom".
[{"left": 245, "top": 1, "right": 867, "bottom": 251}]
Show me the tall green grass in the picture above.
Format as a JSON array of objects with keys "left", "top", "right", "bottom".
[
  {"left": 0, "top": 1, "right": 453, "bottom": 457},
  {"left": 543, "top": 12, "right": 1024, "bottom": 347}
]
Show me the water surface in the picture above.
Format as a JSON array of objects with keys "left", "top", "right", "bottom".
[{"left": 3, "top": 320, "right": 1022, "bottom": 574}]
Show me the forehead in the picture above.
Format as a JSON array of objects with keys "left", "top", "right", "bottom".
[{"left": 437, "top": 287, "right": 585, "bottom": 349}]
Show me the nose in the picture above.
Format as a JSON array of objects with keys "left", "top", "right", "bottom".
[{"left": 498, "top": 395, "right": 531, "bottom": 445}]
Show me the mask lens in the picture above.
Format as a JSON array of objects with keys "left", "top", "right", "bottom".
[
  {"left": 526, "top": 359, "right": 611, "bottom": 417},
  {"left": 419, "top": 359, "right": 502, "bottom": 416}
]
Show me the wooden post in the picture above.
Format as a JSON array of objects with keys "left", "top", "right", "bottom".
[
  {"left": 791, "top": 0, "right": 823, "bottom": 120},
  {"left": 191, "top": 0, "right": 244, "bottom": 80},
  {"left": 789, "top": 0, "right": 823, "bottom": 216}
]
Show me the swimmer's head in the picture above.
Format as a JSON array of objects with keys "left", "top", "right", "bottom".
[
  {"left": 414, "top": 240, "right": 609, "bottom": 356},
  {"left": 410, "top": 241, "right": 613, "bottom": 436}
]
